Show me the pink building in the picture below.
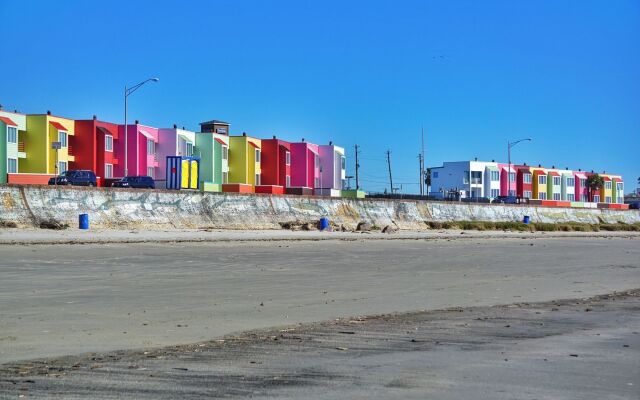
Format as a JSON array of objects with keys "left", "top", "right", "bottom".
[
  {"left": 290, "top": 141, "right": 320, "bottom": 189},
  {"left": 574, "top": 171, "right": 588, "bottom": 202},
  {"left": 115, "top": 122, "right": 159, "bottom": 178}
]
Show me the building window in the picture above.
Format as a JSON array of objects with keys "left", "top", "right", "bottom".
[
  {"left": 186, "top": 142, "right": 193, "bottom": 157},
  {"left": 539, "top": 175, "right": 547, "bottom": 185},
  {"left": 147, "top": 139, "right": 155, "bottom": 155},
  {"left": 255, "top": 173, "right": 261, "bottom": 186},
  {"left": 509, "top": 172, "right": 516, "bottom": 183},
  {"left": 566, "top": 177, "right": 574, "bottom": 187},
  {"left": 215, "top": 127, "right": 227, "bottom": 134},
  {"left": 58, "top": 161, "right": 67, "bottom": 174},
  {"left": 490, "top": 188, "right": 500, "bottom": 197},
  {"left": 314, "top": 154, "right": 320, "bottom": 169},
  {"left": 105, "top": 135, "right": 113, "bottom": 152},
  {"left": 285, "top": 151, "right": 291, "bottom": 165},
  {"left": 605, "top": 196, "right": 612, "bottom": 203},
  {"left": 105, "top": 163, "right": 113, "bottom": 178},
  {"left": 7, "top": 158, "right": 17, "bottom": 173},
  {"left": 222, "top": 146, "right": 228, "bottom": 160},
  {"left": 59, "top": 131, "right": 68, "bottom": 148},
  {"left": 314, "top": 177, "right": 320, "bottom": 188},
  {"left": 286, "top": 175, "right": 291, "bottom": 187},
  {"left": 255, "top": 149, "right": 261, "bottom": 163},
  {"left": 524, "top": 190, "right": 532, "bottom": 199},
  {"left": 581, "top": 194, "right": 588, "bottom": 202},
  {"left": 433, "top": 171, "right": 439, "bottom": 178},
  {"left": 341, "top": 156, "right": 346, "bottom": 170},
  {"left": 490, "top": 171, "right": 499, "bottom": 181},
  {"left": 567, "top": 193, "right": 575, "bottom": 201},
  {"left": 147, "top": 167, "right": 154, "bottom": 178},
  {"left": 604, "top": 181, "right": 612, "bottom": 190},
  {"left": 539, "top": 192, "right": 547, "bottom": 200},
  {"left": 463, "top": 171, "right": 469, "bottom": 184},
  {"left": 222, "top": 171, "right": 228, "bottom": 183},
  {"left": 470, "top": 171, "right": 482, "bottom": 184},
  {"left": 553, "top": 193, "right": 560, "bottom": 200},
  {"left": 523, "top": 173, "right": 532, "bottom": 184},
  {"left": 553, "top": 176, "right": 560, "bottom": 186},
  {"left": 616, "top": 182, "right": 623, "bottom": 191},
  {"left": 7, "top": 126, "right": 17, "bottom": 143},
  {"left": 593, "top": 195, "right": 600, "bottom": 202},
  {"left": 509, "top": 189, "right": 516, "bottom": 196},
  {"left": 580, "top": 178, "right": 587, "bottom": 187}
]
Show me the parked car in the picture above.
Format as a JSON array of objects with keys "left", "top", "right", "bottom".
[
  {"left": 461, "top": 196, "right": 491, "bottom": 203},
  {"left": 626, "top": 200, "right": 640, "bottom": 210},
  {"left": 111, "top": 176, "right": 155, "bottom": 189},
  {"left": 48, "top": 170, "right": 97, "bottom": 186},
  {"left": 492, "top": 195, "right": 520, "bottom": 204}
]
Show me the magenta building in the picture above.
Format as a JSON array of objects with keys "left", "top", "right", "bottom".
[
  {"left": 115, "top": 122, "right": 159, "bottom": 178},
  {"left": 289, "top": 141, "right": 320, "bottom": 189}
]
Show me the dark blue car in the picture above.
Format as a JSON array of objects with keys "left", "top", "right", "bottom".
[
  {"left": 48, "top": 170, "right": 97, "bottom": 186},
  {"left": 111, "top": 176, "right": 155, "bottom": 189}
]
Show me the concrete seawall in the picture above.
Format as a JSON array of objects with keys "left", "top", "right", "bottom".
[{"left": 1, "top": 185, "right": 639, "bottom": 230}]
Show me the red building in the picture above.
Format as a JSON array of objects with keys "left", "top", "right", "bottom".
[
  {"left": 73, "top": 116, "right": 119, "bottom": 183},
  {"left": 515, "top": 165, "right": 533, "bottom": 198},
  {"left": 260, "top": 137, "right": 291, "bottom": 188}
]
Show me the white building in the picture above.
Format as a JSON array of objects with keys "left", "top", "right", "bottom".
[{"left": 429, "top": 160, "right": 500, "bottom": 199}]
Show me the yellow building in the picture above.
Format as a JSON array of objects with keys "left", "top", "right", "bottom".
[
  {"left": 600, "top": 174, "right": 613, "bottom": 204},
  {"left": 530, "top": 167, "right": 547, "bottom": 200},
  {"left": 22, "top": 113, "right": 75, "bottom": 174},
  {"left": 228, "top": 134, "right": 261, "bottom": 185}
]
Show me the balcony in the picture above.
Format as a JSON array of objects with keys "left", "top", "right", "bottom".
[
  {"left": 67, "top": 144, "right": 74, "bottom": 156},
  {"left": 17, "top": 142, "right": 26, "bottom": 158}
]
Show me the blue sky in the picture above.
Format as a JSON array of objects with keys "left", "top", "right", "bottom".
[{"left": 1, "top": 0, "right": 638, "bottom": 193}]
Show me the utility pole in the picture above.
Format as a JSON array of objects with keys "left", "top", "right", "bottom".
[
  {"left": 386, "top": 150, "right": 393, "bottom": 194},
  {"left": 354, "top": 144, "right": 360, "bottom": 190},
  {"left": 418, "top": 153, "right": 423, "bottom": 195},
  {"left": 421, "top": 126, "right": 425, "bottom": 196}
]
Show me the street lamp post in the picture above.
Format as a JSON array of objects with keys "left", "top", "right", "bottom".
[
  {"left": 507, "top": 138, "right": 532, "bottom": 197},
  {"left": 124, "top": 78, "right": 159, "bottom": 176}
]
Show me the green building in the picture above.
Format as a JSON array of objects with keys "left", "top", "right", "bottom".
[{"left": 0, "top": 111, "right": 27, "bottom": 184}]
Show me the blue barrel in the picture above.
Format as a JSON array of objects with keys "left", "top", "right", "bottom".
[
  {"left": 79, "top": 214, "right": 89, "bottom": 230},
  {"left": 319, "top": 217, "right": 330, "bottom": 231},
  {"left": 523, "top": 215, "right": 530, "bottom": 224}
]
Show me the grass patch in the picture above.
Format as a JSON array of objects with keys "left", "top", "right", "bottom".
[{"left": 425, "top": 220, "right": 640, "bottom": 232}]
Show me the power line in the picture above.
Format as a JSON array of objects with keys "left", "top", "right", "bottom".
[{"left": 386, "top": 150, "right": 393, "bottom": 194}]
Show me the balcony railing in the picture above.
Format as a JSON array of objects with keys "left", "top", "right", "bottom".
[
  {"left": 18, "top": 142, "right": 25, "bottom": 152},
  {"left": 67, "top": 144, "right": 74, "bottom": 156}
]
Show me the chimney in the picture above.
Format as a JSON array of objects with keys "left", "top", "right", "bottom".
[
  {"left": 135, "top": 120, "right": 139, "bottom": 124},
  {"left": 242, "top": 132, "right": 247, "bottom": 136},
  {"left": 273, "top": 135, "right": 276, "bottom": 139},
  {"left": 47, "top": 110, "right": 51, "bottom": 115},
  {"left": 0, "top": 104, "right": 3, "bottom": 110},
  {"left": 491, "top": 159, "right": 495, "bottom": 162},
  {"left": 538, "top": 164, "right": 541, "bottom": 167},
  {"left": 182, "top": 126, "right": 185, "bottom": 130},
  {"left": 329, "top": 141, "right": 333, "bottom": 145},
  {"left": 93, "top": 115, "right": 97, "bottom": 120},
  {"left": 524, "top": 162, "right": 527, "bottom": 166},
  {"left": 173, "top": 124, "right": 177, "bottom": 129},
  {"left": 552, "top": 165, "right": 555, "bottom": 169},
  {"left": 578, "top": 168, "right": 581, "bottom": 171},
  {"left": 302, "top": 138, "right": 305, "bottom": 142},
  {"left": 474, "top": 157, "right": 477, "bottom": 161},
  {"left": 591, "top": 170, "right": 594, "bottom": 173}
]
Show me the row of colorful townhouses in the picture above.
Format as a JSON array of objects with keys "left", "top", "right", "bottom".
[
  {"left": 429, "top": 160, "right": 625, "bottom": 206},
  {"left": 0, "top": 109, "right": 351, "bottom": 196}
]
